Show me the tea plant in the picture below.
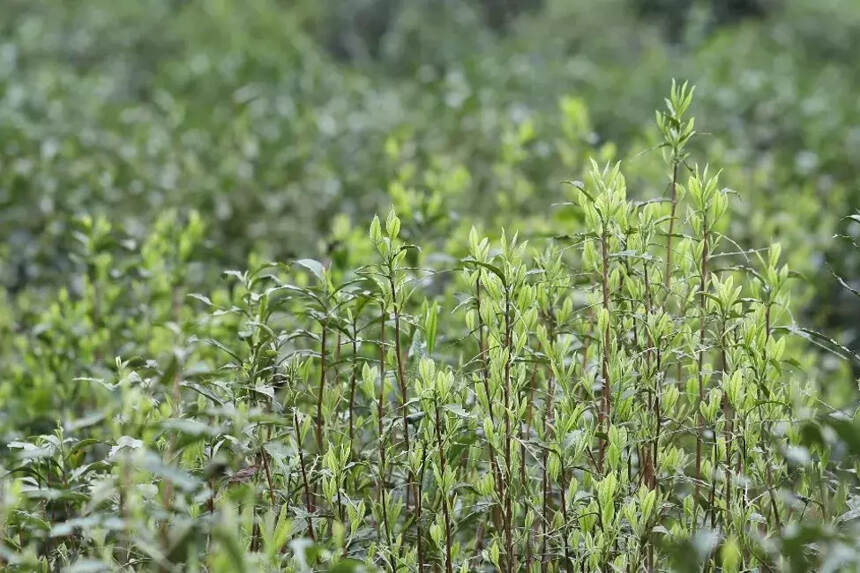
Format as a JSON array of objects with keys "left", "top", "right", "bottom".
[
  {"left": 0, "top": 84, "right": 857, "bottom": 572},
  {"left": 3, "top": 0, "right": 858, "bottom": 352}
]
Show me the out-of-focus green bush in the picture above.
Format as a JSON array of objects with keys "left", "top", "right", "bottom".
[{"left": 1, "top": 1, "right": 856, "bottom": 351}]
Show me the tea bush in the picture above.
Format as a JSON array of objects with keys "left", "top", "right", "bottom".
[
  {"left": 2, "top": 81, "right": 859, "bottom": 572},
  {"left": 2, "top": 0, "right": 858, "bottom": 353},
  {"left": 2, "top": 1, "right": 860, "bottom": 570}
]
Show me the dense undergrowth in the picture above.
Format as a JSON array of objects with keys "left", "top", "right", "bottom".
[
  {"left": 2, "top": 1, "right": 860, "bottom": 571},
  {"left": 2, "top": 81, "right": 860, "bottom": 571}
]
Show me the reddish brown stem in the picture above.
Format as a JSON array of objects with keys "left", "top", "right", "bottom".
[
  {"left": 434, "top": 399, "right": 454, "bottom": 573},
  {"left": 294, "top": 410, "right": 316, "bottom": 541},
  {"left": 316, "top": 324, "right": 327, "bottom": 452},
  {"left": 599, "top": 231, "right": 612, "bottom": 473},
  {"left": 377, "top": 306, "right": 392, "bottom": 545},
  {"left": 476, "top": 272, "right": 506, "bottom": 535},
  {"left": 503, "top": 288, "right": 515, "bottom": 573},
  {"left": 348, "top": 316, "right": 358, "bottom": 458},
  {"left": 665, "top": 161, "right": 679, "bottom": 290},
  {"left": 694, "top": 217, "right": 709, "bottom": 529}
]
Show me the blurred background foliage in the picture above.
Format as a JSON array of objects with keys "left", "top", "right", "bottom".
[{"left": 0, "top": 0, "right": 857, "bottom": 368}]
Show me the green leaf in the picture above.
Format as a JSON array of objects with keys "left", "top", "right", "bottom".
[
  {"left": 295, "top": 258, "right": 326, "bottom": 281},
  {"left": 463, "top": 258, "right": 506, "bottom": 287}
]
